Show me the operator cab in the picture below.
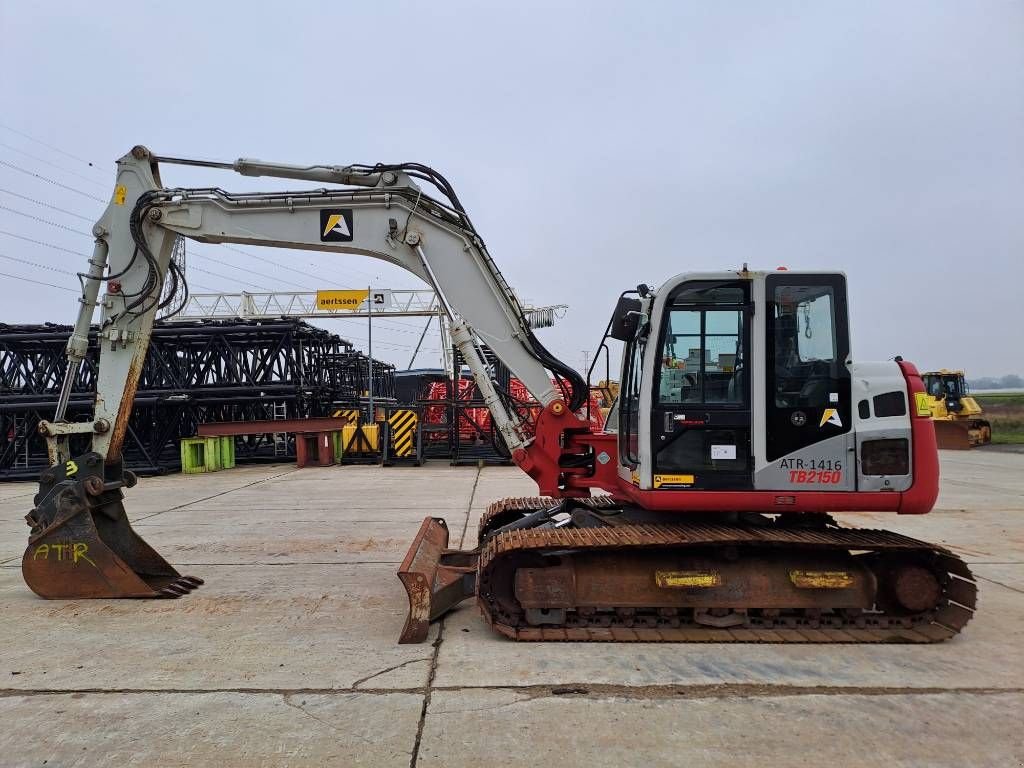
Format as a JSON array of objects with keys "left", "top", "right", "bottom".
[
  {"left": 923, "top": 371, "right": 968, "bottom": 413},
  {"left": 608, "top": 270, "right": 912, "bottom": 494}
]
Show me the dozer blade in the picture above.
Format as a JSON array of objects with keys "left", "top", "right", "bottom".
[
  {"left": 22, "top": 452, "right": 202, "bottom": 600},
  {"left": 397, "top": 517, "right": 478, "bottom": 643},
  {"left": 933, "top": 420, "right": 973, "bottom": 450}
]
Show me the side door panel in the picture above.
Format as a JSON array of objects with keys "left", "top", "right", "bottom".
[
  {"left": 650, "top": 281, "right": 753, "bottom": 490},
  {"left": 756, "top": 273, "right": 854, "bottom": 491}
]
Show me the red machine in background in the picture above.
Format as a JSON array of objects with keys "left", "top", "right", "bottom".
[{"left": 422, "top": 377, "right": 605, "bottom": 452}]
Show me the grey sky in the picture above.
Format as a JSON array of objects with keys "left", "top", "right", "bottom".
[{"left": 1, "top": 1, "right": 1021, "bottom": 378}]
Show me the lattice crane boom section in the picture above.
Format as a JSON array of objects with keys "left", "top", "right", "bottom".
[
  {"left": 168, "top": 289, "right": 566, "bottom": 327},
  {"left": 171, "top": 289, "right": 440, "bottom": 321}
]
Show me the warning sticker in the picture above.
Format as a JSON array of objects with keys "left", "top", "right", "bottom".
[{"left": 654, "top": 474, "right": 695, "bottom": 489}]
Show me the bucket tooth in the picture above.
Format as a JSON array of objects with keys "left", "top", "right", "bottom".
[
  {"left": 397, "top": 517, "right": 478, "bottom": 643},
  {"left": 22, "top": 452, "right": 201, "bottom": 600},
  {"left": 170, "top": 577, "right": 201, "bottom": 592},
  {"left": 160, "top": 582, "right": 192, "bottom": 597}
]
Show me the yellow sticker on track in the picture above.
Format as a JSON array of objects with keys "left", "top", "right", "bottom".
[
  {"left": 655, "top": 571, "right": 721, "bottom": 588},
  {"left": 789, "top": 570, "right": 854, "bottom": 589}
]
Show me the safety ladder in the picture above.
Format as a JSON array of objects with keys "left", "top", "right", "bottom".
[
  {"left": 12, "top": 415, "right": 29, "bottom": 468},
  {"left": 271, "top": 402, "right": 289, "bottom": 456}
]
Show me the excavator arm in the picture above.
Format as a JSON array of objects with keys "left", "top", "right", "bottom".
[
  {"left": 43, "top": 146, "right": 586, "bottom": 461},
  {"left": 24, "top": 146, "right": 594, "bottom": 606}
]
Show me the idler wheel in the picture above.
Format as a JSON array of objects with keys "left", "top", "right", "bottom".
[{"left": 890, "top": 565, "right": 942, "bottom": 613}]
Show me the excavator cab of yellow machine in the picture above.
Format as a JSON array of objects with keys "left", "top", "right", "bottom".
[{"left": 23, "top": 452, "right": 202, "bottom": 599}]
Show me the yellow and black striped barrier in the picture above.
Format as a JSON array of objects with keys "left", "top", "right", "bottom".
[
  {"left": 383, "top": 407, "right": 422, "bottom": 466},
  {"left": 388, "top": 409, "right": 418, "bottom": 457},
  {"left": 331, "top": 408, "right": 361, "bottom": 425}
]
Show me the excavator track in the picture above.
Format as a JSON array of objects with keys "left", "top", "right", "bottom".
[{"left": 475, "top": 497, "right": 976, "bottom": 643}]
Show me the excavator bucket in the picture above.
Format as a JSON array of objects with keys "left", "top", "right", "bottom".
[
  {"left": 22, "top": 452, "right": 202, "bottom": 599},
  {"left": 397, "top": 517, "right": 478, "bottom": 643},
  {"left": 933, "top": 420, "right": 974, "bottom": 450}
]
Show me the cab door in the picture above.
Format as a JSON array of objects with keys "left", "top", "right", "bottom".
[
  {"left": 649, "top": 280, "right": 753, "bottom": 490},
  {"left": 759, "top": 273, "right": 854, "bottom": 490}
]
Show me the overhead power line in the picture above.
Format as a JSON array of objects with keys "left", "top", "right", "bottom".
[
  {"left": 0, "top": 249, "right": 220, "bottom": 298},
  {"left": 188, "top": 264, "right": 271, "bottom": 291},
  {"left": 0, "top": 228, "right": 88, "bottom": 257},
  {"left": 217, "top": 242, "right": 382, "bottom": 291},
  {"left": 0, "top": 135, "right": 442, "bottom": 346},
  {"left": 322, "top": 330, "right": 434, "bottom": 352},
  {"left": 0, "top": 251, "right": 77, "bottom": 276},
  {"left": 325, "top": 315, "right": 439, "bottom": 337},
  {"left": 0, "top": 130, "right": 421, "bottom": 294},
  {"left": 0, "top": 122, "right": 102, "bottom": 170},
  {"left": 0, "top": 187, "right": 94, "bottom": 221},
  {"left": 0, "top": 153, "right": 422, "bottom": 316},
  {"left": 0, "top": 141, "right": 108, "bottom": 189},
  {"left": 0, "top": 160, "right": 106, "bottom": 203},
  {"left": 191, "top": 245, "right": 311, "bottom": 291},
  {"left": 0, "top": 204, "right": 92, "bottom": 236},
  {"left": 0, "top": 220, "right": 433, "bottom": 337},
  {"left": 0, "top": 269, "right": 77, "bottom": 293},
  {"left": 216, "top": 243, "right": 328, "bottom": 284},
  {"left": 0, "top": 195, "right": 425, "bottom": 310}
]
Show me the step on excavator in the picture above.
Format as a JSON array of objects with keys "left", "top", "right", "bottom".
[{"left": 25, "top": 147, "right": 976, "bottom": 645}]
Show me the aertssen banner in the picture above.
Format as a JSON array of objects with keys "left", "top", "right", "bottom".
[{"left": 315, "top": 289, "right": 369, "bottom": 310}]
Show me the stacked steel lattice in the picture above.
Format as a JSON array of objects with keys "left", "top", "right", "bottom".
[
  {"left": 415, "top": 346, "right": 605, "bottom": 465},
  {"left": 0, "top": 319, "right": 394, "bottom": 480}
]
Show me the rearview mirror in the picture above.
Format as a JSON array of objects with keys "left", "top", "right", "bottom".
[{"left": 609, "top": 297, "right": 642, "bottom": 341}]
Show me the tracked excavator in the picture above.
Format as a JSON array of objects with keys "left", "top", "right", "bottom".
[{"left": 24, "top": 147, "right": 976, "bottom": 646}]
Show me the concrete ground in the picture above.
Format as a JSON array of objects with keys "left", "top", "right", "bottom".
[{"left": 0, "top": 451, "right": 1021, "bottom": 767}]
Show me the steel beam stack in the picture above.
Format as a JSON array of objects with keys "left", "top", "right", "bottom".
[
  {"left": 409, "top": 348, "right": 603, "bottom": 466},
  {"left": 414, "top": 345, "right": 514, "bottom": 466},
  {"left": 0, "top": 320, "right": 394, "bottom": 479},
  {"left": 323, "top": 352, "right": 397, "bottom": 407}
]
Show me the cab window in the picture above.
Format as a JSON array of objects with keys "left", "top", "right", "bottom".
[
  {"left": 619, "top": 334, "right": 645, "bottom": 466},
  {"left": 659, "top": 308, "right": 744, "bottom": 405},
  {"left": 765, "top": 273, "right": 851, "bottom": 461},
  {"left": 772, "top": 285, "right": 838, "bottom": 408}
]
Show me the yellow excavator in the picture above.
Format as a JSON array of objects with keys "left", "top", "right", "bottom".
[{"left": 921, "top": 370, "right": 992, "bottom": 449}]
